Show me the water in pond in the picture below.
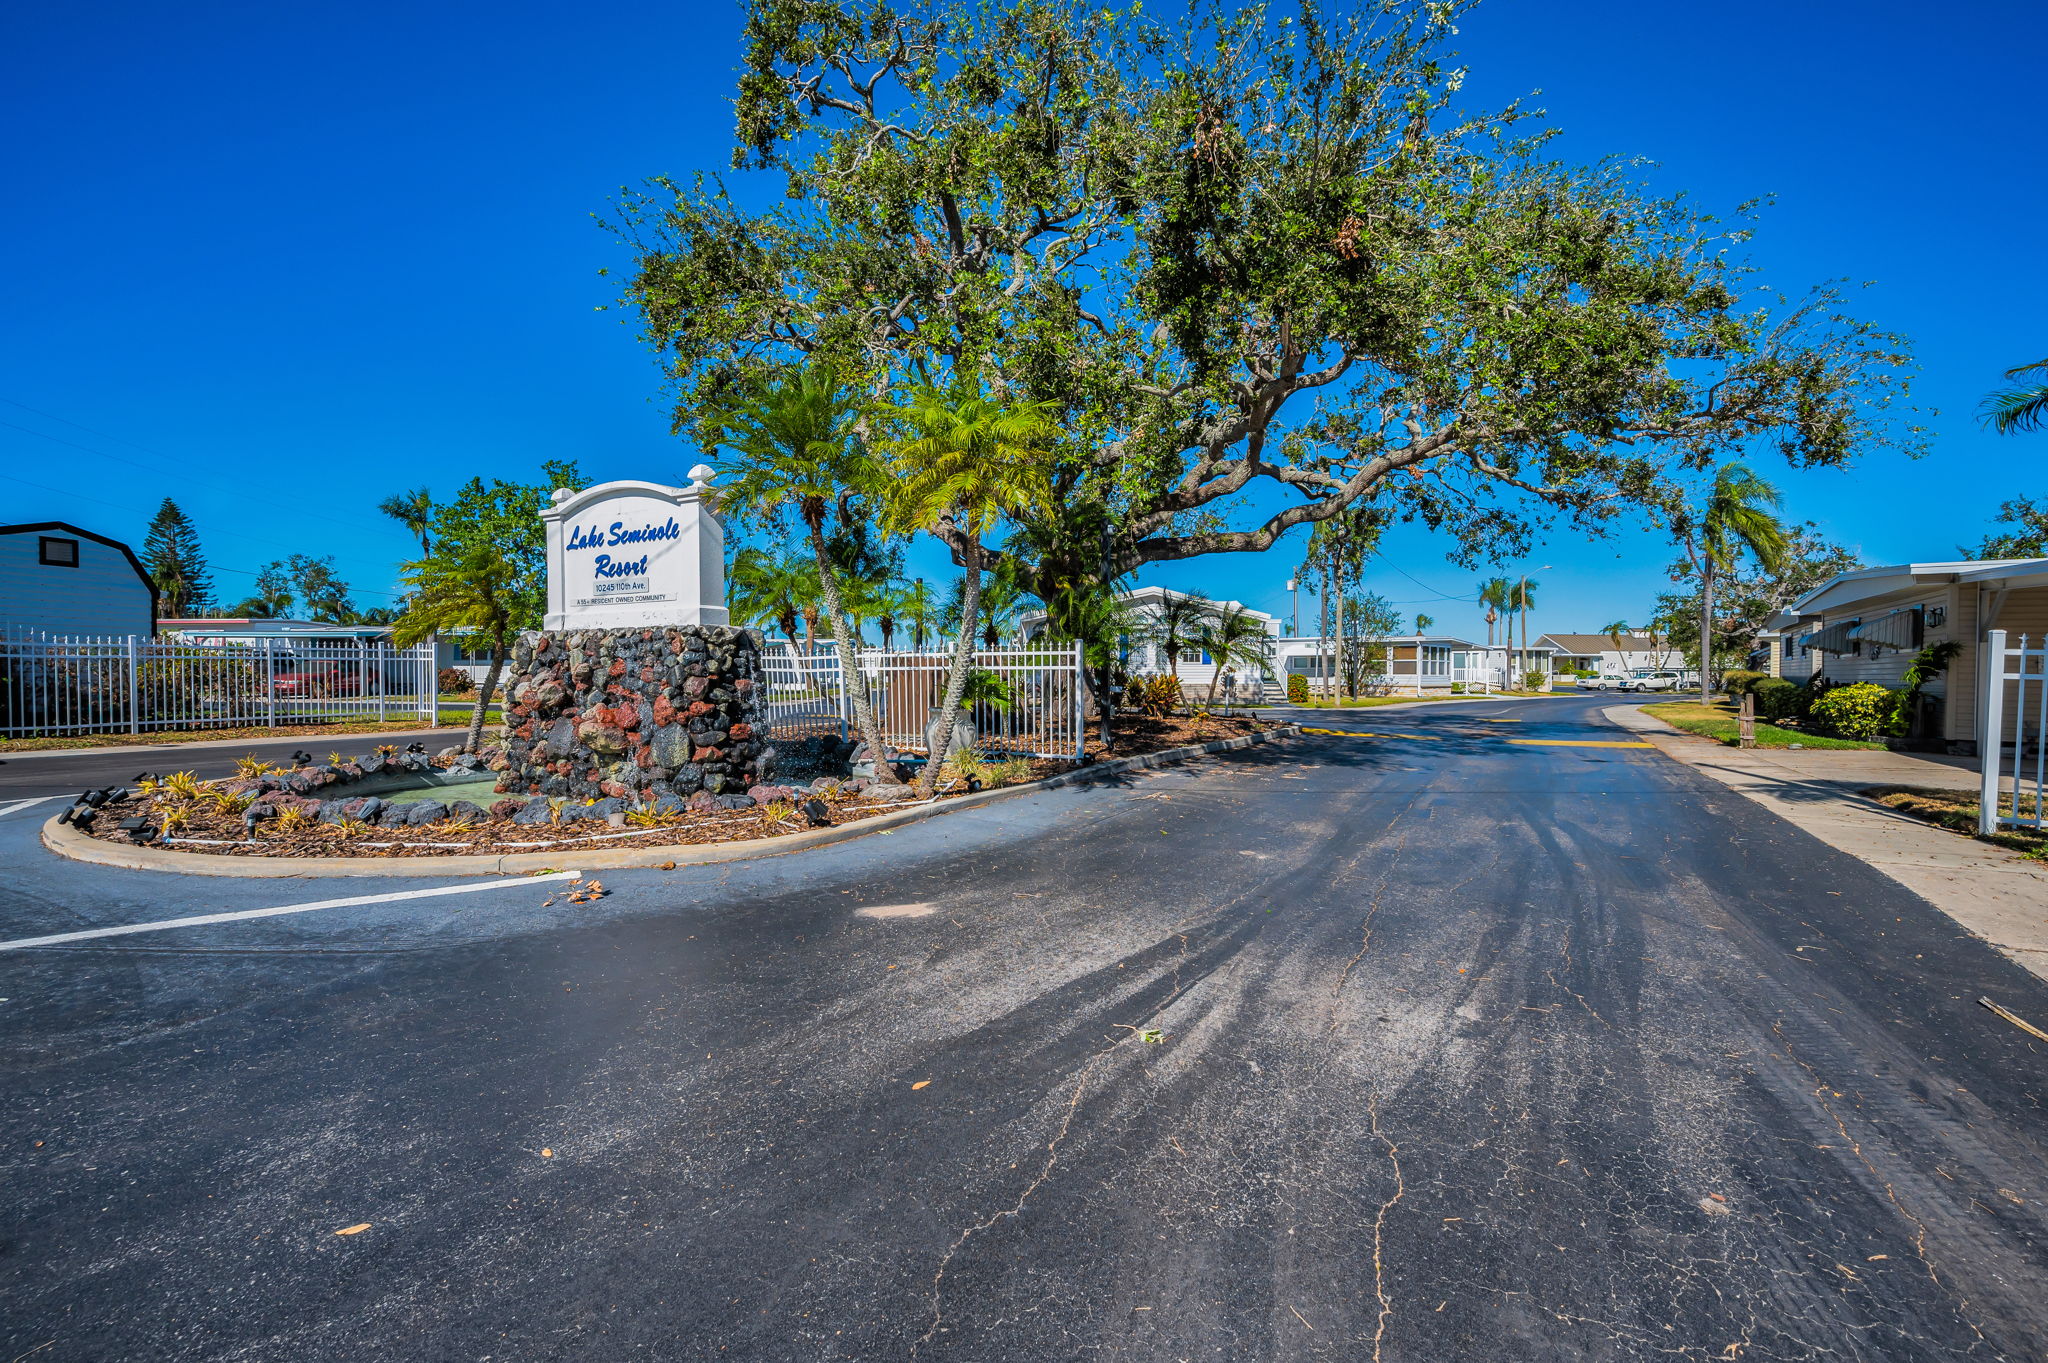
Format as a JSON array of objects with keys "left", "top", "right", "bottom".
[{"left": 383, "top": 776, "right": 503, "bottom": 806}]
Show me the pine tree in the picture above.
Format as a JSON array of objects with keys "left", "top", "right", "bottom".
[{"left": 142, "top": 498, "right": 213, "bottom": 617}]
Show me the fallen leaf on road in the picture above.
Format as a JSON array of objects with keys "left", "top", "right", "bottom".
[
  {"left": 335, "top": 1223, "right": 371, "bottom": 1236},
  {"left": 657, "top": 861, "right": 675, "bottom": 871},
  {"left": 911, "top": 1080, "right": 931, "bottom": 1090},
  {"left": 1867, "top": 1254, "right": 1888, "bottom": 1261},
  {"left": 1697, "top": 1198, "right": 1731, "bottom": 1216},
  {"left": 541, "top": 1148, "right": 554, "bottom": 1158}
]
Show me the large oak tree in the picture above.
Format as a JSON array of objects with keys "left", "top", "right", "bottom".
[{"left": 611, "top": 0, "right": 1919, "bottom": 600}]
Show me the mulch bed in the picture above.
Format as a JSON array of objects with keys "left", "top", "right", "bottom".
[{"left": 71, "top": 712, "right": 1281, "bottom": 860}]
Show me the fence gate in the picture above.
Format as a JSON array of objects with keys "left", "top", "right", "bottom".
[{"left": 1976, "top": 629, "right": 2047, "bottom": 835}]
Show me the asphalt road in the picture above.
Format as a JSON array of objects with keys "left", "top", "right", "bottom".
[
  {"left": 4, "top": 695, "right": 2046, "bottom": 1361},
  {"left": 0, "top": 727, "right": 464, "bottom": 805}
]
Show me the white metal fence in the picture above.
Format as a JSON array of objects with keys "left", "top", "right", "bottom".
[
  {"left": 760, "top": 643, "right": 1087, "bottom": 759},
  {"left": 1978, "top": 629, "right": 2047, "bottom": 834},
  {"left": 0, "top": 633, "right": 440, "bottom": 739}
]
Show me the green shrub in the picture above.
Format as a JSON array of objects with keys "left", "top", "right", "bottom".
[
  {"left": 1751, "top": 677, "right": 1803, "bottom": 724},
  {"left": 1522, "top": 671, "right": 1548, "bottom": 691},
  {"left": 1808, "top": 682, "right": 1907, "bottom": 741},
  {"left": 1286, "top": 672, "right": 1310, "bottom": 704},
  {"left": 438, "top": 667, "right": 475, "bottom": 695},
  {"left": 1720, "top": 669, "right": 1769, "bottom": 697},
  {"left": 1450, "top": 681, "right": 1465, "bottom": 694}
]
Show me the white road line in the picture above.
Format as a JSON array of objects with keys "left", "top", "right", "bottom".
[
  {"left": 0, "top": 873, "right": 577, "bottom": 952},
  {"left": 0, "top": 796, "right": 62, "bottom": 820}
]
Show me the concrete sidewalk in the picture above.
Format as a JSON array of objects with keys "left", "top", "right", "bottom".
[{"left": 1606, "top": 705, "right": 2048, "bottom": 982}]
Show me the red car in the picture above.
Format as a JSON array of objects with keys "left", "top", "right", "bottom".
[{"left": 270, "top": 667, "right": 366, "bottom": 697}]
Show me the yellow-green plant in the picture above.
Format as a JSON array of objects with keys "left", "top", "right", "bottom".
[
  {"left": 273, "top": 806, "right": 314, "bottom": 833},
  {"left": 330, "top": 816, "right": 371, "bottom": 842},
  {"left": 760, "top": 798, "right": 800, "bottom": 830},
  {"left": 197, "top": 787, "right": 252, "bottom": 816},
  {"left": 625, "top": 807, "right": 685, "bottom": 829},
  {"left": 156, "top": 803, "right": 194, "bottom": 835},
  {"left": 161, "top": 771, "right": 203, "bottom": 800},
  {"left": 233, "top": 755, "right": 279, "bottom": 779}
]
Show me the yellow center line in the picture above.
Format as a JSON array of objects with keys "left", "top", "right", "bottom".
[
  {"left": 1300, "top": 727, "right": 1442, "bottom": 740},
  {"left": 1506, "top": 739, "right": 1654, "bottom": 749}
]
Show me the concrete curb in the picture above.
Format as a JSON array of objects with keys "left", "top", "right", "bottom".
[{"left": 40, "top": 725, "right": 1303, "bottom": 880}]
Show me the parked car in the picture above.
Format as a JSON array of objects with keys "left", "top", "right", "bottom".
[
  {"left": 1577, "top": 672, "right": 1627, "bottom": 690},
  {"left": 1620, "top": 669, "right": 1689, "bottom": 692},
  {"left": 271, "top": 666, "right": 365, "bottom": 698}
]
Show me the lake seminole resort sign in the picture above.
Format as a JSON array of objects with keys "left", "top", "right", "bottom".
[{"left": 540, "top": 468, "right": 729, "bottom": 630}]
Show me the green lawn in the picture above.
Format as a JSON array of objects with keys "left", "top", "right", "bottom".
[{"left": 1641, "top": 700, "right": 1886, "bottom": 750}]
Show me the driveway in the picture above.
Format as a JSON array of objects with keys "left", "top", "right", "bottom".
[{"left": 4, "top": 695, "right": 2045, "bottom": 1360}]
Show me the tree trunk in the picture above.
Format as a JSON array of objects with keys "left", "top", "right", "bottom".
[
  {"left": 918, "top": 538, "right": 983, "bottom": 797},
  {"left": 809, "top": 532, "right": 899, "bottom": 785},
  {"left": 467, "top": 637, "right": 507, "bottom": 754},
  {"left": 1519, "top": 599, "right": 1529, "bottom": 690},
  {"left": 1335, "top": 573, "right": 1348, "bottom": 699},
  {"left": 1699, "top": 558, "right": 1715, "bottom": 704}
]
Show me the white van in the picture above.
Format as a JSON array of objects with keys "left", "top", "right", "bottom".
[{"left": 1620, "top": 669, "right": 1689, "bottom": 692}]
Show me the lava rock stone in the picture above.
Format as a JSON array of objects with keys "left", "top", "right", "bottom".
[
  {"left": 511, "top": 800, "right": 556, "bottom": 826},
  {"left": 404, "top": 800, "right": 449, "bottom": 826}
]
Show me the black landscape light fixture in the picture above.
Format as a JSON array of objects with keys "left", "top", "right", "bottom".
[
  {"left": 290, "top": 750, "right": 315, "bottom": 767},
  {"left": 801, "top": 798, "right": 832, "bottom": 828}
]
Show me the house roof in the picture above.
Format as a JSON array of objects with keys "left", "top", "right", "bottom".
[
  {"left": 1783, "top": 558, "right": 2048, "bottom": 619},
  {"left": 1535, "top": 633, "right": 1661, "bottom": 654}
]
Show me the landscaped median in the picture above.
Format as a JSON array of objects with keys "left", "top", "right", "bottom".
[{"left": 41, "top": 716, "right": 1300, "bottom": 878}]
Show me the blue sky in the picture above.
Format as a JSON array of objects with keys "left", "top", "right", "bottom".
[{"left": 4, "top": 0, "right": 2042, "bottom": 641}]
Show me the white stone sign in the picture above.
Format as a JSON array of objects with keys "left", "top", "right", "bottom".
[{"left": 540, "top": 469, "right": 729, "bottom": 631}]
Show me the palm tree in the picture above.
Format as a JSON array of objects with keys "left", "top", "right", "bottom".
[
  {"left": 392, "top": 546, "right": 519, "bottom": 753},
  {"left": 378, "top": 488, "right": 435, "bottom": 557},
  {"left": 1414, "top": 612, "right": 1434, "bottom": 633},
  {"left": 1145, "top": 591, "right": 1216, "bottom": 678},
  {"left": 901, "top": 578, "right": 940, "bottom": 652},
  {"left": 1508, "top": 577, "right": 1539, "bottom": 689},
  {"left": 973, "top": 563, "right": 1034, "bottom": 648},
  {"left": 1197, "top": 604, "right": 1275, "bottom": 703},
  {"left": 1603, "top": 619, "right": 1631, "bottom": 651},
  {"left": 1983, "top": 359, "right": 2048, "bottom": 435},
  {"left": 1476, "top": 578, "right": 1513, "bottom": 648},
  {"left": 704, "top": 363, "right": 899, "bottom": 782},
  {"left": 1678, "top": 462, "right": 1790, "bottom": 702},
  {"left": 882, "top": 384, "right": 1057, "bottom": 794},
  {"left": 728, "top": 547, "right": 811, "bottom": 643}
]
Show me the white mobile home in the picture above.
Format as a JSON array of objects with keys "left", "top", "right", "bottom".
[{"left": 1769, "top": 557, "right": 2048, "bottom": 752}]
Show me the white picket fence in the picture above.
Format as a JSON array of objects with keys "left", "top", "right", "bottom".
[
  {"left": 1978, "top": 629, "right": 2048, "bottom": 834},
  {"left": 0, "top": 633, "right": 440, "bottom": 739},
  {"left": 760, "top": 642, "right": 1088, "bottom": 760}
]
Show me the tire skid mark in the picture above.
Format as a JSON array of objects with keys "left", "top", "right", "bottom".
[{"left": 1768, "top": 1020, "right": 1986, "bottom": 1344}]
